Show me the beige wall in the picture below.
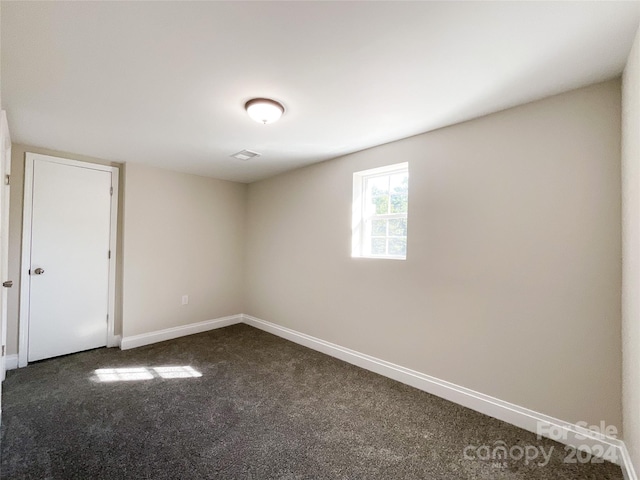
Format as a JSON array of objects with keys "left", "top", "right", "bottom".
[
  {"left": 245, "top": 80, "right": 622, "bottom": 429},
  {"left": 122, "top": 163, "right": 246, "bottom": 337},
  {"left": 6, "top": 145, "right": 124, "bottom": 355},
  {"left": 622, "top": 24, "right": 640, "bottom": 472},
  {"left": 7, "top": 150, "right": 247, "bottom": 353},
  {"left": 3, "top": 79, "right": 625, "bottom": 445}
]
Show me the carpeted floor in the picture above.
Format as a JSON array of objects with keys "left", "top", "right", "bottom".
[{"left": 1, "top": 324, "right": 623, "bottom": 479}]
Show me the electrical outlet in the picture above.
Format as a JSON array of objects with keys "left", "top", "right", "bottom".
[{"left": 181, "top": 294, "right": 189, "bottom": 306}]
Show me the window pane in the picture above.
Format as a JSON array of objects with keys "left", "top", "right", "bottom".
[
  {"left": 390, "top": 173, "right": 408, "bottom": 195},
  {"left": 388, "top": 218, "right": 407, "bottom": 236},
  {"left": 368, "top": 176, "right": 389, "bottom": 196},
  {"left": 373, "top": 195, "right": 389, "bottom": 214},
  {"left": 372, "top": 219, "right": 387, "bottom": 236},
  {"left": 390, "top": 194, "right": 408, "bottom": 213},
  {"left": 371, "top": 238, "right": 386, "bottom": 255},
  {"left": 389, "top": 238, "right": 406, "bottom": 256}
]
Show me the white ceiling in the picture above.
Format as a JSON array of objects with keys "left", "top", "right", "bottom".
[{"left": 2, "top": 1, "right": 639, "bottom": 183}]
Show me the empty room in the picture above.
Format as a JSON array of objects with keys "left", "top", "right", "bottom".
[{"left": 0, "top": 1, "right": 639, "bottom": 479}]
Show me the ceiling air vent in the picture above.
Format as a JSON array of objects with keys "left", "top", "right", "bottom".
[{"left": 231, "top": 149, "right": 261, "bottom": 161}]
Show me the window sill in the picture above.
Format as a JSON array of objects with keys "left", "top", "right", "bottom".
[{"left": 352, "top": 255, "right": 406, "bottom": 261}]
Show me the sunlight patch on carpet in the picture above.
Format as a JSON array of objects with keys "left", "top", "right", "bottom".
[{"left": 93, "top": 366, "right": 202, "bottom": 382}]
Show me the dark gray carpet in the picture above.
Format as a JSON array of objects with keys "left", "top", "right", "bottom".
[{"left": 1, "top": 324, "right": 623, "bottom": 479}]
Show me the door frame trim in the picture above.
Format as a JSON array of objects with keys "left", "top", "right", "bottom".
[
  {"left": 19, "top": 153, "right": 119, "bottom": 367},
  {"left": 0, "top": 112, "right": 11, "bottom": 383}
]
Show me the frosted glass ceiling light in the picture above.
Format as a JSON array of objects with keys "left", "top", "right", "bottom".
[{"left": 245, "top": 98, "right": 284, "bottom": 124}]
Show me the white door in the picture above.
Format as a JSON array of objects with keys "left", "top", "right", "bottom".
[
  {"left": 0, "top": 113, "right": 12, "bottom": 381},
  {"left": 27, "top": 157, "right": 113, "bottom": 362}
]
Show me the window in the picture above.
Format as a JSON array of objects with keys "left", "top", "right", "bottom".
[{"left": 352, "top": 162, "right": 409, "bottom": 259}]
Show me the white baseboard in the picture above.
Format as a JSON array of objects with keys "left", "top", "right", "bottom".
[
  {"left": 32, "top": 311, "right": 636, "bottom": 478},
  {"left": 107, "top": 335, "right": 122, "bottom": 348},
  {"left": 120, "top": 314, "right": 242, "bottom": 350},
  {"left": 5, "top": 354, "right": 18, "bottom": 371},
  {"left": 242, "top": 313, "right": 635, "bottom": 476}
]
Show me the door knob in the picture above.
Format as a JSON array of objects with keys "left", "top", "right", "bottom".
[
  {"left": 2, "top": 280, "right": 12, "bottom": 288},
  {"left": 33, "top": 268, "right": 45, "bottom": 275}
]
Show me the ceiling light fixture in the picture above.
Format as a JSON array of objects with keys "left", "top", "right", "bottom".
[{"left": 245, "top": 98, "right": 284, "bottom": 124}]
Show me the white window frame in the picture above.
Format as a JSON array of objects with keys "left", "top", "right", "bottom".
[{"left": 352, "top": 162, "right": 408, "bottom": 260}]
